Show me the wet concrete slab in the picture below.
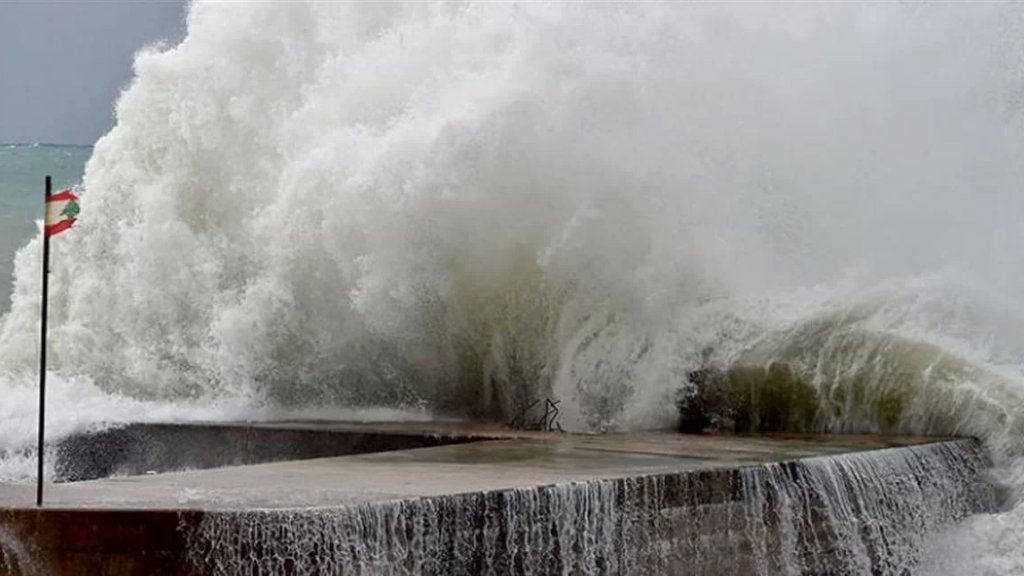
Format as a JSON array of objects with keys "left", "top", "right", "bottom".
[
  {"left": 0, "top": 423, "right": 990, "bottom": 576},
  {"left": 0, "top": 426, "right": 945, "bottom": 511}
]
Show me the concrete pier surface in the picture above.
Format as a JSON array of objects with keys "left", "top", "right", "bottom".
[
  {"left": 3, "top": 426, "right": 945, "bottom": 510},
  {"left": 0, "top": 423, "right": 999, "bottom": 575}
]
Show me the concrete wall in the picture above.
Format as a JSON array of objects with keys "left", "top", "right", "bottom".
[
  {"left": 1, "top": 439, "right": 997, "bottom": 576},
  {"left": 54, "top": 424, "right": 475, "bottom": 481},
  {"left": 0, "top": 509, "right": 200, "bottom": 576}
]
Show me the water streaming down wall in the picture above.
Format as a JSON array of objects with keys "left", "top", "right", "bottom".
[
  {"left": 184, "top": 440, "right": 995, "bottom": 575},
  {"left": 0, "top": 526, "right": 33, "bottom": 576}
]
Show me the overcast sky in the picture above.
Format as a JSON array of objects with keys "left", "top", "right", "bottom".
[{"left": 0, "top": 1, "right": 188, "bottom": 145}]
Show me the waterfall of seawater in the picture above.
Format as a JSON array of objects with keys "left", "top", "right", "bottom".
[
  {"left": 1, "top": 1, "right": 1024, "bottom": 572},
  {"left": 0, "top": 525, "right": 33, "bottom": 576},
  {"left": 184, "top": 441, "right": 994, "bottom": 575}
]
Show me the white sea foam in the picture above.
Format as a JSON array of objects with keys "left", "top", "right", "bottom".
[{"left": 1, "top": 2, "right": 1024, "bottom": 570}]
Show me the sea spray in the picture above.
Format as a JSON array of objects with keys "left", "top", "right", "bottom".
[
  {"left": 1, "top": 1, "right": 1024, "bottom": 569},
  {"left": 3, "top": 3, "right": 1024, "bottom": 429}
]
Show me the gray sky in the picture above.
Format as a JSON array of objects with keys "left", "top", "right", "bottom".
[{"left": 0, "top": 0, "right": 188, "bottom": 145}]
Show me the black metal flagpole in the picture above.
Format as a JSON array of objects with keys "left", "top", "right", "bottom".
[{"left": 37, "top": 175, "right": 51, "bottom": 507}]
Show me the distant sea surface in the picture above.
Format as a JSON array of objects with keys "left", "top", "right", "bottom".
[{"left": 0, "top": 144, "right": 91, "bottom": 314}]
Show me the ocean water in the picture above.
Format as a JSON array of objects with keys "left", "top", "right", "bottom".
[
  {"left": 1, "top": 2, "right": 1024, "bottom": 573},
  {"left": 0, "top": 145, "right": 91, "bottom": 313}
]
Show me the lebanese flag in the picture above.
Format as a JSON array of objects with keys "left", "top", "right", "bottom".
[{"left": 44, "top": 189, "right": 80, "bottom": 237}]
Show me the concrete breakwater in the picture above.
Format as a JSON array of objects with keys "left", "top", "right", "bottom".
[
  {"left": 0, "top": 424, "right": 999, "bottom": 575},
  {"left": 186, "top": 440, "right": 995, "bottom": 575}
]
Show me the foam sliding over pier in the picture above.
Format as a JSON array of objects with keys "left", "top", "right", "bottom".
[{"left": 0, "top": 423, "right": 998, "bottom": 575}]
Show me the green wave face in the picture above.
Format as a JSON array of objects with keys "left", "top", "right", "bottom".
[{"left": 681, "top": 310, "right": 1024, "bottom": 444}]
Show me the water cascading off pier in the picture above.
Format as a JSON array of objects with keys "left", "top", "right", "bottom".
[{"left": 0, "top": 424, "right": 998, "bottom": 575}]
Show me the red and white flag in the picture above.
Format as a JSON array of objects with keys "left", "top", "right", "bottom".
[{"left": 44, "top": 189, "right": 79, "bottom": 237}]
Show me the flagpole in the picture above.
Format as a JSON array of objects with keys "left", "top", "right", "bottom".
[{"left": 37, "top": 175, "right": 51, "bottom": 507}]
